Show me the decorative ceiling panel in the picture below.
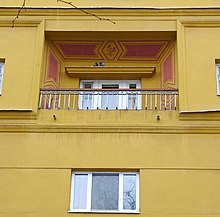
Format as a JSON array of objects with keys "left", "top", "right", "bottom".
[
  {"left": 118, "top": 41, "right": 168, "bottom": 61},
  {"left": 53, "top": 41, "right": 104, "bottom": 60},
  {"left": 52, "top": 40, "right": 170, "bottom": 61}
]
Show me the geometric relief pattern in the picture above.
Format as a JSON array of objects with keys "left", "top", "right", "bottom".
[
  {"left": 118, "top": 41, "right": 169, "bottom": 61},
  {"left": 101, "top": 41, "right": 121, "bottom": 60},
  {"left": 53, "top": 41, "right": 104, "bottom": 60},
  {"left": 43, "top": 47, "right": 60, "bottom": 88},
  {"left": 52, "top": 40, "right": 170, "bottom": 61},
  {"left": 160, "top": 43, "right": 176, "bottom": 89}
]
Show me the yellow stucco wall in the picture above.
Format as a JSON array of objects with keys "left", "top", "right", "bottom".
[
  {"left": 0, "top": 169, "right": 220, "bottom": 217},
  {"left": 0, "top": 132, "right": 220, "bottom": 216},
  {"left": 2, "top": 0, "right": 220, "bottom": 7},
  {"left": 0, "top": 169, "right": 71, "bottom": 216},
  {"left": 0, "top": 132, "right": 220, "bottom": 168},
  {"left": 0, "top": 3, "right": 220, "bottom": 217},
  {"left": 0, "top": 27, "right": 38, "bottom": 109},
  {"left": 181, "top": 26, "right": 220, "bottom": 111}
]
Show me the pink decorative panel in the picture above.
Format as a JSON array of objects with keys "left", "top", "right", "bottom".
[
  {"left": 125, "top": 44, "right": 162, "bottom": 57},
  {"left": 59, "top": 44, "right": 96, "bottom": 56},
  {"left": 119, "top": 41, "right": 168, "bottom": 61},
  {"left": 43, "top": 48, "right": 60, "bottom": 88},
  {"left": 163, "top": 53, "right": 172, "bottom": 84},
  {"left": 48, "top": 51, "right": 58, "bottom": 82},
  {"left": 161, "top": 44, "right": 176, "bottom": 89},
  {"left": 54, "top": 41, "right": 103, "bottom": 60}
]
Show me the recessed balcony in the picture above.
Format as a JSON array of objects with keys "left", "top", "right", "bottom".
[{"left": 40, "top": 33, "right": 178, "bottom": 115}]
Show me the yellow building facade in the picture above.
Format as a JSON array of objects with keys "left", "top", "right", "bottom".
[{"left": 0, "top": 1, "right": 220, "bottom": 217}]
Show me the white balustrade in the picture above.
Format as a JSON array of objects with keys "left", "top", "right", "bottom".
[{"left": 38, "top": 88, "right": 178, "bottom": 110}]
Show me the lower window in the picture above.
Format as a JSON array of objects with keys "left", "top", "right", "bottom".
[{"left": 69, "top": 172, "right": 139, "bottom": 213}]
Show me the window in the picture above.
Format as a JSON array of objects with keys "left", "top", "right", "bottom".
[
  {"left": 216, "top": 64, "right": 220, "bottom": 95},
  {"left": 79, "top": 80, "right": 141, "bottom": 110},
  {"left": 69, "top": 172, "right": 139, "bottom": 213},
  {"left": 0, "top": 62, "right": 4, "bottom": 95}
]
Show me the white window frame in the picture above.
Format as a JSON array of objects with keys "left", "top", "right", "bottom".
[
  {"left": 216, "top": 64, "right": 220, "bottom": 95},
  {"left": 79, "top": 80, "right": 142, "bottom": 110},
  {"left": 0, "top": 62, "right": 4, "bottom": 95},
  {"left": 69, "top": 172, "right": 140, "bottom": 213}
]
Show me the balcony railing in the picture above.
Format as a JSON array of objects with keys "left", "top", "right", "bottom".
[{"left": 38, "top": 88, "right": 178, "bottom": 110}]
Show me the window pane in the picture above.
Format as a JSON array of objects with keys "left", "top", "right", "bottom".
[
  {"left": 82, "top": 93, "right": 93, "bottom": 109},
  {"left": 129, "top": 84, "right": 136, "bottom": 89},
  {"left": 73, "top": 174, "right": 88, "bottom": 209},
  {"left": 82, "top": 82, "right": 93, "bottom": 109},
  {"left": 101, "top": 93, "right": 119, "bottom": 110},
  {"left": 102, "top": 84, "right": 119, "bottom": 89},
  {"left": 218, "top": 74, "right": 220, "bottom": 94},
  {"left": 128, "top": 84, "right": 137, "bottom": 109},
  {"left": 123, "top": 174, "right": 136, "bottom": 210},
  {"left": 84, "top": 82, "right": 92, "bottom": 89},
  {"left": 91, "top": 174, "right": 119, "bottom": 210},
  {"left": 128, "top": 93, "right": 138, "bottom": 109},
  {"left": 101, "top": 84, "right": 119, "bottom": 110}
]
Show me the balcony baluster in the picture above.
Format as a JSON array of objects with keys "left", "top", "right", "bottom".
[{"left": 38, "top": 88, "right": 178, "bottom": 111}]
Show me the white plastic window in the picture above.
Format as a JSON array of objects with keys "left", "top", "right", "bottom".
[
  {"left": 69, "top": 172, "right": 139, "bottom": 213},
  {"left": 216, "top": 64, "right": 220, "bottom": 95},
  {"left": 0, "top": 63, "right": 4, "bottom": 95}
]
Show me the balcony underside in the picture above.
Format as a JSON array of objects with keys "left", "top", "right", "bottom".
[{"left": 37, "top": 109, "right": 180, "bottom": 126}]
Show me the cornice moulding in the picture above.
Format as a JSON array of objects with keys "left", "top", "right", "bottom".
[
  {"left": 0, "top": 110, "right": 38, "bottom": 120},
  {"left": 0, "top": 124, "right": 220, "bottom": 134},
  {"left": 1, "top": 8, "right": 220, "bottom": 17},
  {"left": 0, "top": 20, "right": 42, "bottom": 27}
]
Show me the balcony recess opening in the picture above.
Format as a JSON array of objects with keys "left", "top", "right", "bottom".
[{"left": 40, "top": 32, "right": 178, "bottom": 111}]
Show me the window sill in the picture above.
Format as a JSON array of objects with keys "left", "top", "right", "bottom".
[{"left": 68, "top": 210, "right": 140, "bottom": 214}]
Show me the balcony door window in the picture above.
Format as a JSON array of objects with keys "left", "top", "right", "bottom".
[
  {"left": 79, "top": 80, "right": 141, "bottom": 110},
  {"left": 81, "top": 82, "right": 94, "bottom": 110},
  {"left": 101, "top": 84, "right": 119, "bottom": 109}
]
